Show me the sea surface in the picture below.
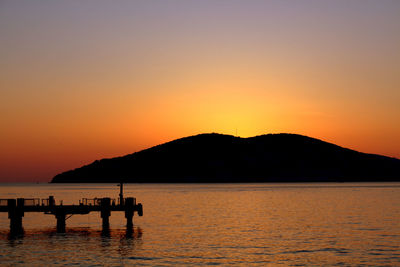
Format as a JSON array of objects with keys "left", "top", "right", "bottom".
[{"left": 0, "top": 183, "right": 399, "bottom": 266}]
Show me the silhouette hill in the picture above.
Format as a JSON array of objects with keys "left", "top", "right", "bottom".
[{"left": 51, "top": 133, "right": 400, "bottom": 183}]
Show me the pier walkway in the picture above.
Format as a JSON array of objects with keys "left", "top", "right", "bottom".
[{"left": 0, "top": 195, "right": 143, "bottom": 233}]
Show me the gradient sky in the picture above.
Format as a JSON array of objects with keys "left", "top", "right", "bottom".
[{"left": 1, "top": 0, "right": 399, "bottom": 182}]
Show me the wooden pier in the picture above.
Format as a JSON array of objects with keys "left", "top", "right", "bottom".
[{"left": 0, "top": 184, "right": 143, "bottom": 233}]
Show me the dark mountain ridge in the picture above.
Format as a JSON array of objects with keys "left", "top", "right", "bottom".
[{"left": 51, "top": 133, "right": 400, "bottom": 183}]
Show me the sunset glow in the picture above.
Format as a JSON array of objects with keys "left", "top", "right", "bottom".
[{"left": 1, "top": 1, "right": 399, "bottom": 181}]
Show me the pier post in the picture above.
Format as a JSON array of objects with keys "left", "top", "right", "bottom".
[
  {"left": 49, "top": 196, "right": 55, "bottom": 207},
  {"left": 8, "top": 199, "right": 24, "bottom": 233},
  {"left": 101, "top": 198, "right": 111, "bottom": 229},
  {"left": 55, "top": 211, "right": 66, "bottom": 233},
  {"left": 119, "top": 182, "right": 124, "bottom": 206},
  {"left": 125, "top": 197, "right": 134, "bottom": 228}
]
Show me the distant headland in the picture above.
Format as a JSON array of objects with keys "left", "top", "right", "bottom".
[{"left": 51, "top": 133, "right": 400, "bottom": 183}]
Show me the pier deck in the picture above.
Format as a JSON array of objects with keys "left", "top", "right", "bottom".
[{"left": 0, "top": 196, "right": 143, "bottom": 233}]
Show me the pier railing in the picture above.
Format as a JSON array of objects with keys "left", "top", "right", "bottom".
[
  {"left": 1, "top": 197, "right": 137, "bottom": 207},
  {"left": 0, "top": 198, "right": 40, "bottom": 206},
  {"left": 80, "top": 198, "right": 136, "bottom": 206},
  {"left": 41, "top": 198, "right": 51, "bottom": 206},
  {"left": 81, "top": 198, "right": 102, "bottom": 206},
  {"left": 22, "top": 198, "right": 40, "bottom": 206}
]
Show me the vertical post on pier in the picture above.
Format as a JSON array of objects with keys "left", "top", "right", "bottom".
[
  {"left": 119, "top": 182, "right": 124, "bottom": 206},
  {"left": 101, "top": 198, "right": 111, "bottom": 229},
  {"left": 8, "top": 199, "right": 24, "bottom": 233},
  {"left": 17, "top": 198, "right": 25, "bottom": 230},
  {"left": 55, "top": 210, "right": 66, "bottom": 233},
  {"left": 125, "top": 197, "right": 134, "bottom": 228},
  {"left": 49, "top": 196, "right": 55, "bottom": 207}
]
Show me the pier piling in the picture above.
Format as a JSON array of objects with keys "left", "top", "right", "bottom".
[
  {"left": 56, "top": 211, "right": 66, "bottom": 233},
  {"left": 101, "top": 198, "right": 111, "bottom": 228},
  {"left": 8, "top": 199, "right": 24, "bottom": 233},
  {"left": 125, "top": 197, "right": 134, "bottom": 227}
]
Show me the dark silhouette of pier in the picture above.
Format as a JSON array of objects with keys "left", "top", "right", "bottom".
[{"left": 0, "top": 184, "right": 143, "bottom": 234}]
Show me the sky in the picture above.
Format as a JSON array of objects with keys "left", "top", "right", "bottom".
[{"left": 1, "top": 0, "right": 399, "bottom": 182}]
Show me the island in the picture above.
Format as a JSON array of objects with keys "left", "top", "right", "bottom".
[{"left": 51, "top": 133, "right": 400, "bottom": 183}]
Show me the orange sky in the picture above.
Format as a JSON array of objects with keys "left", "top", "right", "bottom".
[{"left": 1, "top": 1, "right": 399, "bottom": 182}]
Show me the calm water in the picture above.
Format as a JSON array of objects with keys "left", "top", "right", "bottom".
[{"left": 0, "top": 183, "right": 399, "bottom": 266}]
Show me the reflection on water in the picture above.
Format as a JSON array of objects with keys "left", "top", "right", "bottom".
[
  {"left": 3, "top": 226, "right": 142, "bottom": 241},
  {"left": 0, "top": 183, "right": 400, "bottom": 266},
  {"left": 1, "top": 227, "right": 143, "bottom": 266}
]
